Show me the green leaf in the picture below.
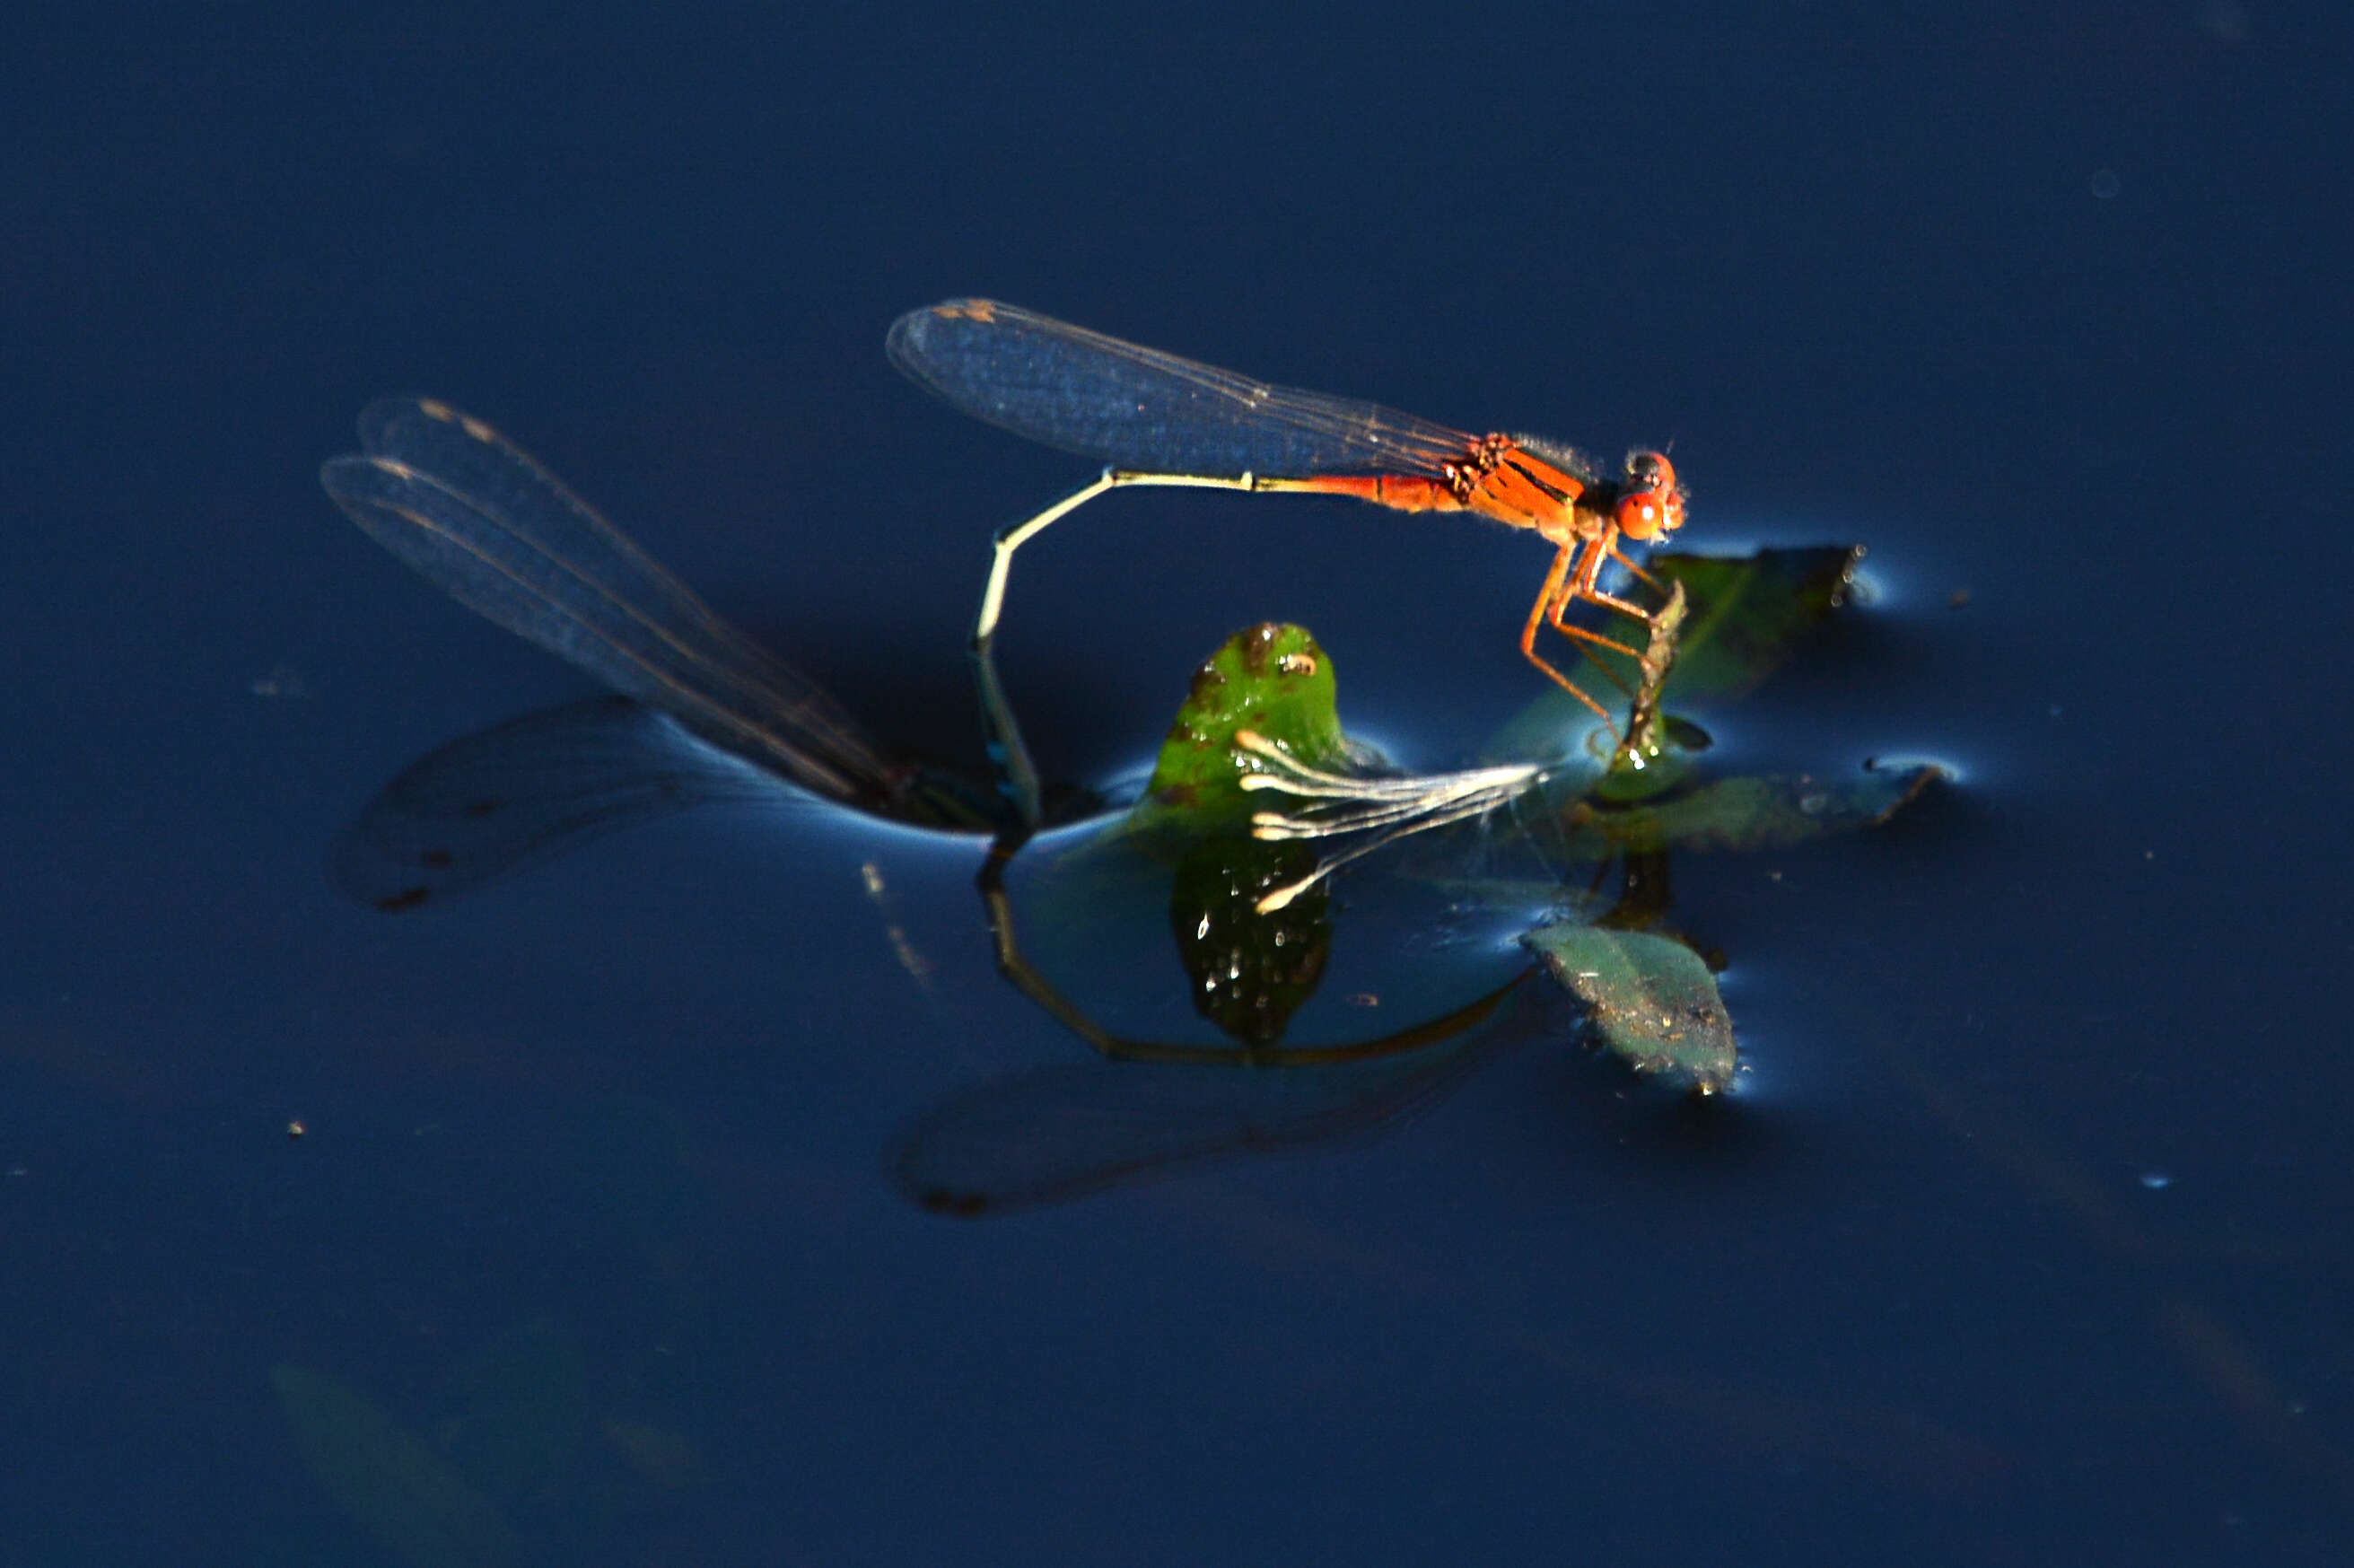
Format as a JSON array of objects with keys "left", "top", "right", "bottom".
[
  {"left": 1562, "top": 761, "right": 1946, "bottom": 857},
  {"left": 1167, "top": 835, "right": 1331, "bottom": 1045},
  {"left": 1133, "top": 622, "right": 1354, "bottom": 834},
  {"left": 269, "top": 1363, "right": 522, "bottom": 1568},
  {"left": 1521, "top": 924, "right": 1737, "bottom": 1092},
  {"left": 1652, "top": 546, "right": 1865, "bottom": 704}
]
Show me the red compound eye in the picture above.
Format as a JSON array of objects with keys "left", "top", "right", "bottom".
[
  {"left": 1615, "top": 492, "right": 1662, "bottom": 536},
  {"left": 1615, "top": 451, "right": 1682, "bottom": 539}
]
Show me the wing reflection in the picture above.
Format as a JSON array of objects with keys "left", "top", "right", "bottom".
[
  {"left": 892, "top": 987, "right": 1526, "bottom": 1216},
  {"left": 330, "top": 696, "right": 793, "bottom": 912}
]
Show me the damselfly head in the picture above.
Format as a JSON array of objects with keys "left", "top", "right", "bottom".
[{"left": 1615, "top": 450, "right": 1686, "bottom": 540}]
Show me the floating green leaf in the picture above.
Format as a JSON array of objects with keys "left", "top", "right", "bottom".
[
  {"left": 1652, "top": 547, "right": 1865, "bottom": 704},
  {"left": 1011, "top": 624, "right": 1354, "bottom": 1029},
  {"left": 1564, "top": 761, "right": 1945, "bottom": 857},
  {"left": 269, "top": 1363, "right": 521, "bottom": 1568},
  {"left": 1521, "top": 924, "right": 1737, "bottom": 1092},
  {"left": 1134, "top": 623, "right": 1353, "bottom": 833}
]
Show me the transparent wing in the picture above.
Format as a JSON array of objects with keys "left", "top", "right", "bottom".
[
  {"left": 888, "top": 299, "right": 1480, "bottom": 477},
  {"left": 321, "top": 398, "right": 895, "bottom": 807}
]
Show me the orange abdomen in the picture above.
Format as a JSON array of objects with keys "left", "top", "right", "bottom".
[
  {"left": 1291, "top": 439, "right": 1586, "bottom": 532},
  {"left": 1291, "top": 474, "right": 1468, "bottom": 512}
]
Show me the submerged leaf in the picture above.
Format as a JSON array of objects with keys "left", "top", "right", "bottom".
[
  {"left": 269, "top": 1363, "right": 521, "bottom": 1568},
  {"left": 601, "top": 1418, "right": 701, "bottom": 1489},
  {"left": 1168, "top": 836, "right": 1331, "bottom": 1044},
  {"left": 428, "top": 1318, "right": 591, "bottom": 1503},
  {"left": 1521, "top": 924, "right": 1737, "bottom": 1092}
]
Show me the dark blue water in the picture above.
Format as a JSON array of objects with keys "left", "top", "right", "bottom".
[{"left": 7, "top": 17, "right": 2352, "bottom": 1565}]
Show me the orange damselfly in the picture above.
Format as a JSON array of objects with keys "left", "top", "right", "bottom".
[{"left": 888, "top": 300, "right": 1689, "bottom": 739}]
